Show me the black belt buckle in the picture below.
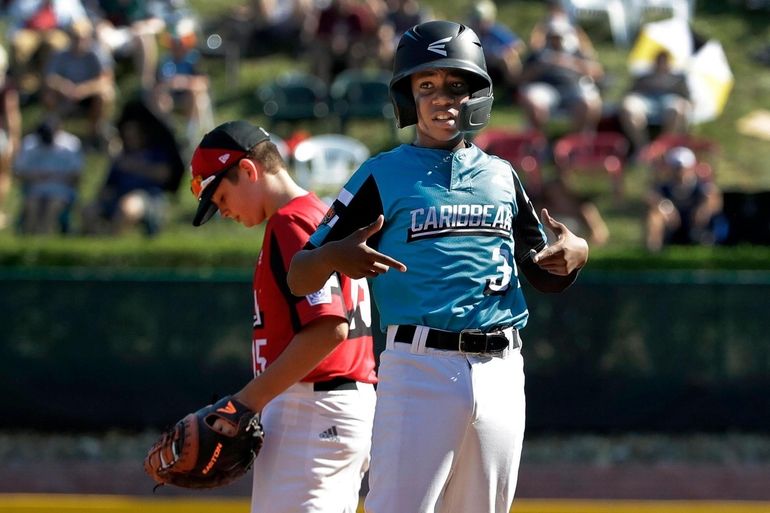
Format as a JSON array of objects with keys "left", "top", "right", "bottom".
[
  {"left": 458, "top": 328, "right": 484, "bottom": 353},
  {"left": 459, "top": 329, "right": 508, "bottom": 355}
]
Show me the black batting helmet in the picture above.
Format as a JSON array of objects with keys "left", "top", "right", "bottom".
[{"left": 390, "top": 20, "right": 494, "bottom": 131}]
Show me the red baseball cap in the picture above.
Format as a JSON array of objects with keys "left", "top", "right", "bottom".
[{"left": 190, "top": 121, "right": 271, "bottom": 226}]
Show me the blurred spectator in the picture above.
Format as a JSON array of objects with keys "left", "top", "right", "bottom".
[
  {"left": 645, "top": 146, "right": 725, "bottom": 252},
  {"left": 42, "top": 18, "right": 116, "bottom": 149},
  {"left": 6, "top": 0, "right": 90, "bottom": 100},
  {"left": 0, "top": 45, "right": 23, "bottom": 230},
  {"left": 377, "top": 0, "right": 433, "bottom": 67},
  {"left": 536, "top": 176, "right": 609, "bottom": 246},
  {"left": 619, "top": 50, "right": 692, "bottom": 154},
  {"left": 13, "top": 117, "right": 83, "bottom": 234},
  {"left": 519, "top": 18, "right": 604, "bottom": 133},
  {"left": 204, "top": 0, "right": 310, "bottom": 58},
  {"left": 738, "top": 0, "right": 770, "bottom": 10},
  {"left": 529, "top": 0, "right": 596, "bottom": 58},
  {"left": 152, "top": 17, "right": 213, "bottom": 145},
  {"left": 82, "top": 99, "right": 184, "bottom": 236},
  {"left": 302, "top": 0, "right": 384, "bottom": 84},
  {"left": 86, "top": 0, "right": 166, "bottom": 92},
  {"left": 466, "top": 0, "right": 525, "bottom": 101}
]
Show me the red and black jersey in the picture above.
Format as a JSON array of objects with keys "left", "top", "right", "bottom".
[{"left": 251, "top": 193, "right": 376, "bottom": 384}]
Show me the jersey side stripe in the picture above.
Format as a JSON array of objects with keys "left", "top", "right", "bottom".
[
  {"left": 269, "top": 230, "right": 303, "bottom": 334},
  {"left": 512, "top": 172, "right": 547, "bottom": 263}
]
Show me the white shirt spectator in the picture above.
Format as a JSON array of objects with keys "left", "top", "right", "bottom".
[
  {"left": 14, "top": 126, "right": 83, "bottom": 200},
  {"left": 7, "top": 0, "right": 88, "bottom": 35}
]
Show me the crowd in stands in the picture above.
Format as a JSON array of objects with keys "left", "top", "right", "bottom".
[
  {"left": 0, "top": 0, "right": 207, "bottom": 235},
  {"left": 0, "top": 0, "right": 731, "bottom": 250}
]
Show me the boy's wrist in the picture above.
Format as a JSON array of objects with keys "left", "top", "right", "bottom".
[
  {"left": 318, "top": 241, "right": 339, "bottom": 277},
  {"left": 233, "top": 386, "right": 267, "bottom": 413}
]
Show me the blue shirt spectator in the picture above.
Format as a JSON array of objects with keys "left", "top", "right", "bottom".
[{"left": 467, "top": 0, "right": 525, "bottom": 98}]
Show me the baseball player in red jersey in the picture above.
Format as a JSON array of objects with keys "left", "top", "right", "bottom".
[{"left": 190, "top": 120, "right": 377, "bottom": 513}]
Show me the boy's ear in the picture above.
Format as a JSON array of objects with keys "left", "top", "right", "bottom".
[{"left": 240, "top": 158, "right": 260, "bottom": 182}]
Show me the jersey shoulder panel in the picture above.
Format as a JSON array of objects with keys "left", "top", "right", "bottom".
[
  {"left": 269, "top": 194, "right": 326, "bottom": 265},
  {"left": 338, "top": 145, "right": 406, "bottom": 192},
  {"left": 306, "top": 149, "right": 410, "bottom": 248}
]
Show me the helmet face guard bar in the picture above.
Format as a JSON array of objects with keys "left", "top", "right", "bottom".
[{"left": 390, "top": 20, "right": 494, "bottom": 131}]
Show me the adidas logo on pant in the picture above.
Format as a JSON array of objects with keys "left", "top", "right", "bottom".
[{"left": 319, "top": 426, "right": 340, "bottom": 442}]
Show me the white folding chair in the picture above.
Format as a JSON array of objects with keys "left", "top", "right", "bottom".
[
  {"left": 631, "top": 0, "right": 694, "bottom": 20},
  {"left": 292, "top": 134, "right": 370, "bottom": 199},
  {"left": 626, "top": 0, "right": 695, "bottom": 37},
  {"left": 561, "top": 0, "right": 631, "bottom": 47}
]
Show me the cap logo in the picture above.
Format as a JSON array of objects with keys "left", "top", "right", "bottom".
[
  {"left": 427, "top": 37, "right": 452, "bottom": 56},
  {"left": 218, "top": 153, "right": 230, "bottom": 164},
  {"left": 193, "top": 174, "right": 217, "bottom": 199}
]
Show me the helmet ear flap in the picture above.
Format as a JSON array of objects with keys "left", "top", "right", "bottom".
[{"left": 390, "top": 80, "right": 417, "bottom": 129}]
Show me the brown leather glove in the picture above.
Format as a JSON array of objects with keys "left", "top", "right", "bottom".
[{"left": 144, "top": 396, "right": 264, "bottom": 489}]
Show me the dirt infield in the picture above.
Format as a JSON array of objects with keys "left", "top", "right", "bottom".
[
  {"left": 1, "top": 432, "right": 769, "bottom": 500},
  {"left": 2, "top": 461, "right": 770, "bottom": 501}
]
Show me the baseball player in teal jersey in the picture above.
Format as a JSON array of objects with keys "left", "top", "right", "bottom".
[{"left": 288, "top": 20, "right": 589, "bottom": 513}]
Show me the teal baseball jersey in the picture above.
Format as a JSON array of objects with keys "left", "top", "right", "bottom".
[{"left": 307, "top": 143, "right": 548, "bottom": 332}]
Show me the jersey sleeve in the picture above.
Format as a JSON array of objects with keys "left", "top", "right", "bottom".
[
  {"left": 306, "top": 165, "right": 385, "bottom": 250},
  {"left": 271, "top": 213, "right": 349, "bottom": 329},
  {"left": 511, "top": 172, "right": 581, "bottom": 293},
  {"left": 512, "top": 171, "right": 548, "bottom": 263}
]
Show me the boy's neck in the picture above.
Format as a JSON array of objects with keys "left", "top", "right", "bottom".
[
  {"left": 414, "top": 134, "right": 467, "bottom": 152},
  {"left": 265, "top": 172, "right": 308, "bottom": 217}
]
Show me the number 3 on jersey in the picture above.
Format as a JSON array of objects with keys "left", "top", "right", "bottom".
[{"left": 485, "top": 245, "right": 517, "bottom": 295}]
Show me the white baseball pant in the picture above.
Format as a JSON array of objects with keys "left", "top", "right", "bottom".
[
  {"left": 365, "top": 326, "right": 526, "bottom": 513},
  {"left": 250, "top": 381, "right": 376, "bottom": 513}
]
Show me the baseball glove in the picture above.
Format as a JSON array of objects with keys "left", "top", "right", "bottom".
[{"left": 144, "top": 395, "right": 264, "bottom": 489}]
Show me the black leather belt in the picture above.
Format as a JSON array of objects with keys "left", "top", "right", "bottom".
[
  {"left": 394, "top": 325, "right": 515, "bottom": 355},
  {"left": 313, "top": 376, "right": 358, "bottom": 391}
]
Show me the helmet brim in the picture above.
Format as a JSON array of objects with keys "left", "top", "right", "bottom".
[{"left": 390, "top": 58, "right": 492, "bottom": 93}]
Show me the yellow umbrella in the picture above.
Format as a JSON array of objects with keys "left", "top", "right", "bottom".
[
  {"left": 686, "top": 39, "right": 734, "bottom": 124},
  {"left": 628, "top": 18, "right": 734, "bottom": 124},
  {"left": 628, "top": 17, "right": 695, "bottom": 73}
]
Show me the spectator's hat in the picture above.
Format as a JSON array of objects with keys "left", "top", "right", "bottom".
[
  {"left": 164, "top": 15, "right": 198, "bottom": 49},
  {"left": 190, "top": 121, "right": 271, "bottom": 226},
  {"left": 665, "top": 146, "right": 696, "bottom": 170},
  {"left": 546, "top": 18, "right": 572, "bottom": 39},
  {"left": 68, "top": 18, "right": 94, "bottom": 38},
  {"left": 471, "top": 0, "right": 497, "bottom": 23}
]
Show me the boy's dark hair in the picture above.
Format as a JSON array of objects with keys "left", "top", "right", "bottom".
[{"left": 223, "top": 141, "right": 285, "bottom": 183}]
